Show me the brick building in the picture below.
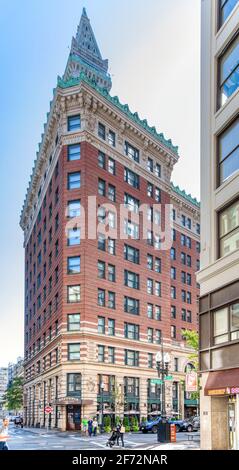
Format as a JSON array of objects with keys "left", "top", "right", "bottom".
[{"left": 20, "top": 9, "right": 200, "bottom": 431}]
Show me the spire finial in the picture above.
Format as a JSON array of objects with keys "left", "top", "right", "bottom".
[{"left": 82, "top": 7, "right": 88, "bottom": 18}]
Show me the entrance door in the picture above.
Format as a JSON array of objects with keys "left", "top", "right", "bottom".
[
  {"left": 66, "top": 405, "right": 81, "bottom": 431},
  {"left": 228, "top": 401, "right": 236, "bottom": 450}
]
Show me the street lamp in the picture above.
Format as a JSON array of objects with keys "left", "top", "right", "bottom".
[
  {"left": 100, "top": 382, "right": 105, "bottom": 432},
  {"left": 155, "top": 348, "right": 170, "bottom": 443}
]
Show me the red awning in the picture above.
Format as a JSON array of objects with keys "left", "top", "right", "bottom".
[{"left": 205, "top": 368, "right": 239, "bottom": 396}]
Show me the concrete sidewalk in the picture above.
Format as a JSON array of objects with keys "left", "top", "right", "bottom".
[{"left": 146, "top": 440, "right": 200, "bottom": 450}]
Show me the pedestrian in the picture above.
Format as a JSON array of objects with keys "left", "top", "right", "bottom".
[
  {"left": 92, "top": 417, "right": 98, "bottom": 436},
  {"left": 116, "top": 421, "right": 125, "bottom": 447},
  {"left": 82, "top": 417, "right": 88, "bottom": 435},
  {"left": 88, "top": 418, "right": 93, "bottom": 437},
  {"left": 0, "top": 418, "right": 10, "bottom": 451}
]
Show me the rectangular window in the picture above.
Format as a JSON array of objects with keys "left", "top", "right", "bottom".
[
  {"left": 219, "top": 0, "right": 239, "bottom": 29},
  {"left": 108, "top": 291, "right": 116, "bottom": 309},
  {"left": 68, "top": 343, "right": 80, "bottom": 360},
  {"left": 108, "top": 347, "right": 115, "bottom": 364},
  {"left": 148, "top": 353, "right": 153, "bottom": 368},
  {"left": 155, "top": 163, "right": 161, "bottom": 178},
  {"left": 98, "top": 234, "right": 106, "bottom": 251},
  {"left": 125, "top": 322, "right": 139, "bottom": 340},
  {"left": 182, "top": 308, "right": 186, "bottom": 321},
  {"left": 124, "top": 219, "right": 139, "bottom": 239},
  {"left": 67, "top": 373, "right": 81, "bottom": 396},
  {"left": 98, "top": 345, "right": 105, "bottom": 362},
  {"left": 155, "top": 329, "right": 161, "bottom": 344},
  {"left": 108, "top": 158, "right": 116, "bottom": 175},
  {"left": 147, "top": 182, "right": 153, "bottom": 197},
  {"left": 124, "top": 296, "right": 139, "bottom": 315},
  {"left": 218, "top": 118, "right": 239, "bottom": 185},
  {"left": 231, "top": 303, "right": 239, "bottom": 340},
  {"left": 98, "top": 122, "right": 106, "bottom": 140},
  {"left": 108, "top": 238, "right": 116, "bottom": 255},
  {"left": 147, "top": 304, "right": 153, "bottom": 319},
  {"left": 124, "top": 168, "right": 140, "bottom": 189},
  {"left": 67, "top": 285, "right": 81, "bottom": 303},
  {"left": 147, "top": 157, "right": 154, "bottom": 172},
  {"left": 98, "top": 178, "right": 106, "bottom": 196},
  {"left": 68, "top": 144, "right": 81, "bottom": 161},
  {"left": 174, "top": 358, "right": 179, "bottom": 372},
  {"left": 147, "top": 278, "right": 153, "bottom": 295},
  {"left": 219, "top": 200, "right": 239, "bottom": 257},
  {"left": 171, "top": 325, "right": 176, "bottom": 339},
  {"left": 171, "top": 248, "right": 176, "bottom": 260},
  {"left": 124, "top": 244, "right": 140, "bottom": 264},
  {"left": 68, "top": 115, "right": 81, "bottom": 132},
  {"left": 125, "top": 141, "right": 139, "bottom": 162},
  {"left": 125, "top": 350, "right": 139, "bottom": 366},
  {"left": 108, "top": 184, "right": 116, "bottom": 202},
  {"left": 108, "top": 264, "right": 116, "bottom": 282},
  {"left": 98, "top": 289, "right": 105, "bottom": 307},
  {"left": 68, "top": 172, "right": 81, "bottom": 189},
  {"left": 98, "top": 151, "right": 106, "bottom": 169},
  {"left": 171, "top": 267, "right": 176, "bottom": 280},
  {"left": 155, "top": 187, "right": 161, "bottom": 202},
  {"left": 187, "top": 311, "right": 192, "bottom": 323},
  {"left": 67, "top": 313, "right": 80, "bottom": 331},
  {"left": 108, "top": 130, "right": 116, "bottom": 147},
  {"left": 155, "top": 305, "right": 161, "bottom": 321},
  {"left": 67, "top": 200, "right": 81, "bottom": 218},
  {"left": 155, "top": 281, "right": 161, "bottom": 297},
  {"left": 147, "top": 254, "right": 153, "bottom": 270},
  {"left": 148, "top": 328, "right": 153, "bottom": 343},
  {"left": 171, "top": 286, "right": 176, "bottom": 299},
  {"left": 68, "top": 256, "right": 81, "bottom": 274},
  {"left": 98, "top": 260, "right": 106, "bottom": 279},
  {"left": 213, "top": 307, "right": 228, "bottom": 344},
  {"left": 108, "top": 319, "right": 115, "bottom": 336},
  {"left": 124, "top": 193, "right": 140, "bottom": 213},
  {"left": 171, "top": 306, "right": 176, "bottom": 319},
  {"left": 67, "top": 228, "right": 80, "bottom": 246},
  {"left": 98, "top": 316, "right": 105, "bottom": 334},
  {"left": 219, "top": 34, "right": 239, "bottom": 107}
]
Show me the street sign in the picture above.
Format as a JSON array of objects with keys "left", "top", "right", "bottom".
[
  {"left": 151, "top": 379, "right": 162, "bottom": 384},
  {"left": 165, "top": 375, "right": 173, "bottom": 381},
  {"left": 45, "top": 406, "right": 53, "bottom": 414}
]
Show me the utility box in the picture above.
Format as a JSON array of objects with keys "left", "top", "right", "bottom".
[{"left": 157, "top": 419, "right": 171, "bottom": 443}]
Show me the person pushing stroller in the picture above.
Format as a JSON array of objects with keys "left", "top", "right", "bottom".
[{"left": 106, "top": 427, "right": 118, "bottom": 448}]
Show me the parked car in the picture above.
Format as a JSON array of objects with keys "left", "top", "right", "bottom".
[
  {"left": 140, "top": 417, "right": 185, "bottom": 434},
  {"left": 182, "top": 416, "right": 200, "bottom": 432}
]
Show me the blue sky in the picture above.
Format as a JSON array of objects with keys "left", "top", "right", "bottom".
[{"left": 0, "top": 0, "right": 200, "bottom": 366}]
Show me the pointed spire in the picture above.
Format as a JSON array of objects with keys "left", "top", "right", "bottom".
[{"left": 63, "top": 9, "right": 112, "bottom": 91}]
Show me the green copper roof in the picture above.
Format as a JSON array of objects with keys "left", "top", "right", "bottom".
[
  {"left": 171, "top": 183, "right": 200, "bottom": 208},
  {"left": 57, "top": 72, "right": 179, "bottom": 156}
]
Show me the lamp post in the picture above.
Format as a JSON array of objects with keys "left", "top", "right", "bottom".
[
  {"left": 100, "top": 382, "right": 105, "bottom": 432},
  {"left": 155, "top": 348, "right": 170, "bottom": 443}
]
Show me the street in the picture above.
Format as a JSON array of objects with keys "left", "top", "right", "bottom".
[{"left": 6, "top": 424, "right": 199, "bottom": 450}]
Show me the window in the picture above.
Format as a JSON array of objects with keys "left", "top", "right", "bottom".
[
  {"left": 68, "top": 343, "right": 80, "bottom": 360},
  {"left": 187, "top": 292, "right": 191, "bottom": 304},
  {"left": 124, "top": 296, "right": 139, "bottom": 315},
  {"left": 68, "top": 314, "right": 80, "bottom": 331},
  {"left": 147, "top": 279, "right": 153, "bottom": 295},
  {"left": 187, "top": 311, "right": 192, "bottom": 323},
  {"left": 98, "top": 345, "right": 105, "bottom": 362},
  {"left": 171, "top": 286, "right": 176, "bottom": 299},
  {"left": 181, "top": 271, "right": 186, "bottom": 284},
  {"left": 147, "top": 182, "right": 153, "bottom": 197},
  {"left": 155, "top": 258, "right": 161, "bottom": 273},
  {"left": 108, "top": 130, "right": 116, "bottom": 147},
  {"left": 147, "top": 158, "right": 154, "bottom": 172},
  {"left": 68, "top": 256, "right": 81, "bottom": 274},
  {"left": 181, "top": 214, "right": 186, "bottom": 226},
  {"left": 124, "top": 244, "right": 140, "bottom": 264},
  {"left": 98, "top": 317, "right": 105, "bottom": 334},
  {"left": 218, "top": 118, "right": 239, "bottom": 185},
  {"left": 196, "top": 223, "right": 201, "bottom": 235},
  {"left": 67, "top": 200, "right": 81, "bottom": 218},
  {"left": 108, "top": 238, "right": 116, "bottom": 255},
  {"left": 124, "top": 219, "right": 139, "bottom": 239},
  {"left": 67, "top": 373, "right": 81, "bottom": 396},
  {"left": 148, "top": 328, "right": 153, "bottom": 343},
  {"left": 155, "top": 305, "right": 161, "bottom": 321},
  {"left": 219, "top": 200, "right": 239, "bottom": 257},
  {"left": 108, "top": 264, "right": 116, "bottom": 282},
  {"left": 67, "top": 285, "right": 81, "bottom": 303},
  {"left": 108, "top": 184, "right": 116, "bottom": 202},
  {"left": 181, "top": 234, "right": 186, "bottom": 246},
  {"left": 98, "top": 260, "right": 106, "bottom": 279},
  {"left": 98, "top": 207, "right": 106, "bottom": 224},
  {"left": 98, "top": 151, "right": 106, "bottom": 169},
  {"left": 155, "top": 187, "right": 161, "bottom": 202},
  {"left": 155, "top": 281, "right": 161, "bottom": 297},
  {"left": 182, "top": 308, "right": 186, "bottom": 321},
  {"left": 155, "top": 163, "right": 161, "bottom": 178},
  {"left": 125, "top": 323, "right": 139, "bottom": 340},
  {"left": 182, "top": 290, "right": 186, "bottom": 302},
  {"left": 124, "top": 270, "right": 139, "bottom": 289},
  {"left": 231, "top": 303, "right": 239, "bottom": 340},
  {"left": 98, "top": 289, "right": 105, "bottom": 306},
  {"left": 98, "top": 178, "right": 106, "bottom": 196},
  {"left": 147, "top": 304, "right": 153, "bottom": 319},
  {"left": 108, "top": 158, "right": 115, "bottom": 175},
  {"left": 219, "top": 35, "right": 239, "bottom": 107},
  {"left": 187, "top": 255, "right": 192, "bottom": 267},
  {"left": 148, "top": 353, "right": 153, "bottom": 368},
  {"left": 68, "top": 144, "right": 81, "bottom": 161},
  {"left": 187, "top": 273, "right": 192, "bottom": 286},
  {"left": 171, "top": 306, "right": 176, "bottom": 319},
  {"left": 187, "top": 218, "right": 191, "bottom": 230},
  {"left": 108, "top": 319, "right": 115, "bottom": 336},
  {"left": 196, "top": 242, "right": 200, "bottom": 253},
  {"left": 174, "top": 358, "right": 179, "bottom": 372},
  {"left": 125, "top": 350, "right": 139, "bottom": 366},
  {"left": 108, "top": 347, "right": 115, "bottom": 363},
  {"left": 67, "top": 228, "right": 80, "bottom": 246},
  {"left": 171, "top": 325, "right": 176, "bottom": 339},
  {"left": 68, "top": 115, "right": 81, "bottom": 131},
  {"left": 108, "top": 291, "right": 115, "bottom": 309},
  {"left": 181, "top": 252, "right": 186, "bottom": 265},
  {"left": 213, "top": 308, "right": 228, "bottom": 344},
  {"left": 124, "top": 168, "right": 140, "bottom": 189},
  {"left": 125, "top": 141, "right": 139, "bottom": 162},
  {"left": 171, "top": 248, "right": 176, "bottom": 260},
  {"left": 186, "top": 237, "right": 191, "bottom": 249},
  {"left": 171, "top": 267, "right": 176, "bottom": 280},
  {"left": 219, "top": 1, "right": 239, "bottom": 28},
  {"left": 108, "top": 211, "right": 116, "bottom": 229},
  {"left": 98, "top": 122, "right": 106, "bottom": 140},
  {"left": 124, "top": 193, "right": 139, "bottom": 213},
  {"left": 147, "top": 254, "right": 153, "bottom": 270},
  {"left": 68, "top": 172, "right": 81, "bottom": 189},
  {"left": 155, "top": 330, "right": 161, "bottom": 344},
  {"left": 98, "top": 234, "right": 106, "bottom": 251}
]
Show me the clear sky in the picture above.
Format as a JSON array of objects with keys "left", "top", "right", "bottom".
[{"left": 0, "top": 0, "right": 200, "bottom": 367}]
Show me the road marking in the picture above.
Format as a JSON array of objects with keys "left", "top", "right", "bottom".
[
  {"left": 92, "top": 442, "right": 108, "bottom": 448},
  {"left": 52, "top": 446, "right": 64, "bottom": 448}
]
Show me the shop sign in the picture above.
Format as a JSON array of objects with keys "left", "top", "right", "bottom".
[
  {"left": 208, "top": 387, "right": 239, "bottom": 396},
  {"left": 185, "top": 371, "right": 198, "bottom": 392}
]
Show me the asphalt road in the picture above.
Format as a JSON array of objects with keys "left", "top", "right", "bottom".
[{"left": 6, "top": 425, "right": 199, "bottom": 450}]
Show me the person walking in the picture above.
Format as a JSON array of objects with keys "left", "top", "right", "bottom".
[
  {"left": 82, "top": 417, "right": 88, "bottom": 435},
  {"left": 116, "top": 421, "right": 125, "bottom": 447},
  {"left": 0, "top": 418, "right": 10, "bottom": 451},
  {"left": 88, "top": 418, "right": 93, "bottom": 437},
  {"left": 92, "top": 417, "right": 98, "bottom": 436}
]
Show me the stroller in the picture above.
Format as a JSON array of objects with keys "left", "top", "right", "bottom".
[{"left": 106, "top": 430, "right": 118, "bottom": 448}]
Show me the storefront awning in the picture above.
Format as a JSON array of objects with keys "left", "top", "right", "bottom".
[{"left": 205, "top": 368, "right": 239, "bottom": 396}]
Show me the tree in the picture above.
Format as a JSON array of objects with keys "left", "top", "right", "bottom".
[
  {"left": 4, "top": 377, "right": 23, "bottom": 413},
  {"left": 182, "top": 329, "right": 199, "bottom": 401}
]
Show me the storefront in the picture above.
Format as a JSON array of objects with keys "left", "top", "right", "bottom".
[
  {"left": 205, "top": 369, "right": 239, "bottom": 450},
  {"left": 55, "top": 397, "right": 93, "bottom": 431}
]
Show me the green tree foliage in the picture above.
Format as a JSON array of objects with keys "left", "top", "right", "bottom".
[
  {"left": 182, "top": 329, "right": 199, "bottom": 369},
  {"left": 4, "top": 377, "right": 23, "bottom": 412}
]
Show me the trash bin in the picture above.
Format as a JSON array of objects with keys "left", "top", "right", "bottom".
[
  {"left": 157, "top": 418, "right": 170, "bottom": 443},
  {"left": 170, "top": 424, "right": 177, "bottom": 443}
]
